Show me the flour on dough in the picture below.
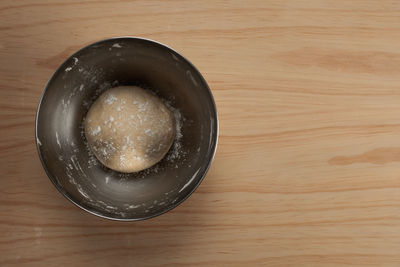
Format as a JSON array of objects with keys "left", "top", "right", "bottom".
[{"left": 85, "top": 86, "right": 176, "bottom": 172}]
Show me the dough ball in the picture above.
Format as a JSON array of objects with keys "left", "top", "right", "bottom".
[{"left": 85, "top": 86, "right": 176, "bottom": 173}]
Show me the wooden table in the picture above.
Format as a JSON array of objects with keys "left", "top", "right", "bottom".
[{"left": 1, "top": 0, "right": 400, "bottom": 266}]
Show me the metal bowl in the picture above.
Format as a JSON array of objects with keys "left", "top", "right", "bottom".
[{"left": 35, "top": 37, "right": 218, "bottom": 221}]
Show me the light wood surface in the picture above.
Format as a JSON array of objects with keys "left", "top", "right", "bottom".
[{"left": 1, "top": 0, "right": 400, "bottom": 266}]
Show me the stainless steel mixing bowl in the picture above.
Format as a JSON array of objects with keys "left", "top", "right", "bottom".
[{"left": 35, "top": 37, "right": 218, "bottom": 221}]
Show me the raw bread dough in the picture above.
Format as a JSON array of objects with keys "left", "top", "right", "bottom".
[{"left": 85, "top": 86, "right": 176, "bottom": 173}]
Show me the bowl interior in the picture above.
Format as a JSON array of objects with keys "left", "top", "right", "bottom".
[{"left": 36, "top": 38, "right": 217, "bottom": 220}]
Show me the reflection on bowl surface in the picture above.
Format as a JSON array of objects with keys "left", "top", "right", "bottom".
[{"left": 36, "top": 37, "right": 218, "bottom": 221}]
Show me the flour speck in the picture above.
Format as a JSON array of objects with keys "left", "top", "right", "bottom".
[
  {"left": 104, "top": 94, "right": 117, "bottom": 105},
  {"left": 91, "top": 126, "right": 101, "bottom": 136}
]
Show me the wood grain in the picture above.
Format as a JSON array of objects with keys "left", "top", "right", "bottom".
[{"left": 1, "top": 0, "right": 400, "bottom": 266}]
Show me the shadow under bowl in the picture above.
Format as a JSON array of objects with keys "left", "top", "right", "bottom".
[{"left": 35, "top": 37, "right": 218, "bottom": 221}]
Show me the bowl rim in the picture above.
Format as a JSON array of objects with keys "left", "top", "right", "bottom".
[{"left": 35, "top": 36, "right": 219, "bottom": 221}]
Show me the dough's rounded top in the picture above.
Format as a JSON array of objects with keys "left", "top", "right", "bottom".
[{"left": 85, "top": 86, "right": 176, "bottom": 173}]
